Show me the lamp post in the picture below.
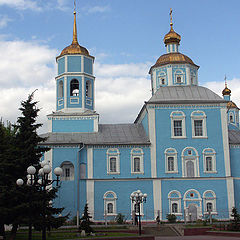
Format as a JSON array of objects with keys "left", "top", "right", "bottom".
[
  {"left": 16, "top": 161, "right": 63, "bottom": 240},
  {"left": 131, "top": 190, "right": 147, "bottom": 236}
]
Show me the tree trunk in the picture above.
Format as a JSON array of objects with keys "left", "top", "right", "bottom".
[
  {"left": 9, "top": 223, "right": 18, "bottom": 240},
  {"left": 0, "top": 223, "right": 5, "bottom": 240}
]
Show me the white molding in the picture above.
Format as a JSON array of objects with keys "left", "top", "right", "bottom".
[
  {"left": 191, "top": 111, "right": 207, "bottom": 138},
  {"left": 107, "top": 148, "right": 120, "bottom": 174},
  {"left": 202, "top": 148, "right": 216, "bottom": 173},
  {"left": 87, "top": 147, "right": 93, "bottom": 179},
  {"left": 82, "top": 76, "right": 85, "bottom": 109},
  {"left": 64, "top": 76, "right": 67, "bottom": 110},
  {"left": 94, "top": 117, "right": 99, "bottom": 132},
  {"left": 131, "top": 148, "right": 144, "bottom": 174},
  {"left": 168, "top": 67, "right": 173, "bottom": 86},
  {"left": 186, "top": 66, "right": 190, "bottom": 85},
  {"left": 220, "top": 108, "right": 231, "bottom": 176},
  {"left": 170, "top": 111, "right": 186, "bottom": 138},
  {"left": 168, "top": 190, "right": 182, "bottom": 215},
  {"left": 103, "top": 191, "right": 117, "bottom": 216},
  {"left": 47, "top": 118, "right": 53, "bottom": 132},
  {"left": 226, "top": 177, "right": 235, "bottom": 218},
  {"left": 165, "top": 148, "right": 178, "bottom": 173},
  {"left": 65, "top": 56, "right": 67, "bottom": 72},
  {"left": 153, "top": 179, "right": 162, "bottom": 219},
  {"left": 202, "top": 190, "right": 217, "bottom": 213},
  {"left": 148, "top": 107, "right": 157, "bottom": 177},
  {"left": 86, "top": 180, "right": 94, "bottom": 219}
]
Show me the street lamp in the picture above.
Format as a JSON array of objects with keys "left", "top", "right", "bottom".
[
  {"left": 131, "top": 190, "right": 147, "bottom": 236},
  {"left": 16, "top": 162, "right": 63, "bottom": 240}
]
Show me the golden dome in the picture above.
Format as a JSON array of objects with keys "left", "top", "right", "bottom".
[
  {"left": 222, "top": 86, "right": 231, "bottom": 96},
  {"left": 57, "top": 11, "right": 91, "bottom": 59},
  {"left": 164, "top": 25, "right": 181, "bottom": 45},
  {"left": 149, "top": 52, "right": 199, "bottom": 73}
]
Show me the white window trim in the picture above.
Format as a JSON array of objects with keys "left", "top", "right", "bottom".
[
  {"left": 174, "top": 70, "right": 185, "bottom": 84},
  {"left": 107, "top": 148, "right": 120, "bottom": 174},
  {"left": 203, "top": 148, "right": 217, "bottom": 173},
  {"left": 165, "top": 148, "right": 178, "bottom": 173},
  {"left": 131, "top": 148, "right": 144, "bottom": 174},
  {"left": 181, "top": 147, "right": 200, "bottom": 177},
  {"left": 203, "top": 190, "right": 217, "bottom": 215},
  {"left": 60, "top": 161, "right": 74, "bottom": 181},
  {"left": 168, "top": 190, "right": 182, "bottom": 216},
  {"left": 229, "top": 111, "right": 235, "bottom": 124},
  {"left": 157, "top": 71, "right": 167, "bottom": 86},
  {"left": 170, "top": 111, "right": 186, "bottom": 139},
  {"left": 191, "top": 111, "right": 207, "bottom": 138},
  {"left": 104, "top": 191, "right": 117, "bottom": 216}
]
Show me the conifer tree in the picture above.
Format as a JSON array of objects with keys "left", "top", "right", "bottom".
[{"left": 79, "top": 203, "right": 93, "bottom": 234}]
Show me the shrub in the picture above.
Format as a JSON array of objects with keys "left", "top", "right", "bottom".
[
  {"left": 166, "top": 214, "right": 176, "bottom": 223},
  {"left": 115, "top": 213, "right": 125, "bottom": 224}
]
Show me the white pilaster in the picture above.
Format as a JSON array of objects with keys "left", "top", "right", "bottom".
[
  {"left": 82, "top": 76, "right": 85, "bottom": 110},
  {"left": 153, "top": 179, "right": 162, "bottom": 219},
  {"left": 86, "top": 180, "right": 94, "bottom": 219},
  {"left": 226, "top": 177, "right": 235, "bottom": 218},
  {"left": 87, "top": 147, "right": 93, "bottom": 178},
  {"left": 167, "top": 67, "right": 173, "bottom": 86},
  {"left": 148, "top": 106, "right": 157, "bottom": 178},
  {"left": 94, "top": 117, "right": 99, "bottom": 132},
  {"left": 64, "top": 75, "right": 67, "bottom": 110},
  {"left": 47, "top": 118, "right": 53, "bottom": 132},
  {"left": 186, "top": 66, "right": 190, "bottom": 85},
  {"left": 220, "top": 107, "right": 231, "bottom": 176}
]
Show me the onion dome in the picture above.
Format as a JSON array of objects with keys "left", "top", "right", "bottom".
[
  {"left": 222, "top": 86, "right": 231, "bottom": 96},
  {"left": 164, "top": 25, "right": 181, "bottom": 46},
  {"left": 57, "top": 11, "right": 91, "bottom": 59},
  {"left": 151, "top": 52, "right": 199, "bottom": 70}
]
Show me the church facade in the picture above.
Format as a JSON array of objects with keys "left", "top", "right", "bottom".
[{"left": 40, "top": 11, "right": 240, "bottom": 222}]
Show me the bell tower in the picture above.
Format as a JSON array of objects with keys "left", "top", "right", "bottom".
[{"left": 47, "top": 8, "right": 99, "bottom": 133}]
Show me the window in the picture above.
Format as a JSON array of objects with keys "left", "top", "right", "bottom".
[
  {"left": 203, "top": 148, "right": 216, "bottom": 173},
  {"left": 165, "top": 148, "right": 178, "bottom": 173},
  {"left": 58, "top": 80, "right": 63, "bottom": 98},
  {"left": 70, "top": 79, "right": 79, "bottom": 96},
  {"left": 176, "top": 76, "right": 182, "bottom": 83},
  {"left": 161, "top": 78, "right": 165, "bottom": 85},
  {"left": 168, "top": 190, "right": 182, "bottom": 215},
  {"left": 86, "top": 80, "right": 92, "bottom": 98},
  {"left": 104, "top": 191, "right": 117, "bottom": 216},
  {"left": 110, "top": 157, "right": 116, "bottom": 172},
  {"left": 182, "top": 147, "right": 199, "bottom": 177},
  {"left": 131, "top": 148, "right": 144, "bottom": 174},
  {"left": 157, "top": 71, "right": 167, "bottom": 87},
  {"left": 203, "top": 190, "right": 217, "bottom": 214},
  {"left": 60, "top": 161, "right": 74, "bottom": 181},
  {"left": 170, "top": 111, "right": 186, "bottom": 138},
  {"left": 174, "top": 70, "right": 184, "bottom": 84},
  {"left": 191, "top": 111, "right": 207, "bottom": 138},
  {"left": 107, "top": 149, "right": 120, "bottom": 174},
  {"left": 229, "top": 112, "right": 234, "bottom": 123}
]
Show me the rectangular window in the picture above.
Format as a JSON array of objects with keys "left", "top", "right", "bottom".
[
  {"left": 168, "top": 157, "right": 174, "bottom": 171},
  {"left": 174, "top": 120, "right": 182, "bottom": 136},
  {"left": 65, "top": 168, "right": 70, "bottom": 178},
  {"left": 206, "top": 157, "right": 212, "bottom": 171},
  {"left": 194, "top": 120, "right": 203, "bottom": 136},
  {"left": 134, "top": 157, "right": 140, "bottom": 172},
  {"left": 110, "top": 157, "right": 116, "bottom": 172}
]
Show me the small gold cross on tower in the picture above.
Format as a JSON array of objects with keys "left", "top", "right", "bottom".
[
  {"left": 74, "top": 0, "right": 76, "bottom": 13},
  {"left": 170, "top": 8, "right": 173, "bottom": 26}
]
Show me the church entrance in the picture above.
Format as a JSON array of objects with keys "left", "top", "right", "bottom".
[
  {"left": 188, "top": 204, "right": 198, "bottom": 221},
  {"left": 186, "top": 160, "right": 194, "bottom": 177}
]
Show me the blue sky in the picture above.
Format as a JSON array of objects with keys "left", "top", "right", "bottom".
[{"left": 0, "top": 0, "right": 240, "bottom": 132}]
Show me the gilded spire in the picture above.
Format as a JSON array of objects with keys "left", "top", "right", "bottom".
[
  {"left": 222, "top": 75, "right": 231, "bottom": 96},
  {"left": 72, "top": 5, "right": 78, "bottom": 45},
  {"left": 170, "top": 8, "right": 173, "bottom": 28},
  {"left": 224, "top": 75, "right": 227, "bottom": 88}
]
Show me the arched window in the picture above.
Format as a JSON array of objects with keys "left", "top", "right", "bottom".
[
  {"left": 182, "top": 147, "right": 199, "bottom": 177},
  {"left": 70, "top": 79, "right": 79, "bottom": 96},
  {"left": 86, "top": 80, "right": 92, "bottom": 98},
  {"left": 107, "top": 148, "right": 120, "bottom": 174},
  {"left": 103, "top": 191, "right": 117, "bottom": 216},
  {"left": 229, "top": 112, "right": 234, "bottom": 123},
  {"left": 157, "top": 71, "right": 167, "bottom": 87},
  {"left": 174, "top": 69, "right": 184, "bottom": 84},
  {"left": 203, "top": 190, "right": 217, "bottom": 214},
  {"left": 203, "top": 148, "right": 216, "bottom": 173},
  {"left": 131, "top": 148, "right": 144, "bottom": 174},
  {"left": 58, "top": 80, "right": 63, "bottom": 98},
  {"left": 191, "top": 111, "right": 207, "bottom": 138},
  {"left": 170, "top": 111, "right": 186, "bottom": 138},
  {"left": 60, "top": 161, "right": 74, "bottom": 181},
  {"left": 168, "top": 190, "right": 182, "bottom": 215},
  {"left": 165, "top": 148, "right": 178, "bottom": 173}
]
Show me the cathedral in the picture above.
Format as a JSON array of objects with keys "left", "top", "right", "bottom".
[{"left": 40, "top": 10, "right": 240, "bottom": 222}]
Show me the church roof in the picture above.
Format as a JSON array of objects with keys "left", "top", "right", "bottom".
[
  {"left": 229, "top": 130, "right": 240, "bottom": 144},
  {"left": 40, "top": 124, "right": 150, "bottom": 146},
  {"left": 147, "top": 85, "right": 227, "bottom": 104}
]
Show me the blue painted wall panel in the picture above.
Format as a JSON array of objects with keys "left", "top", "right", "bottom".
[
  {"left": 94, "top": 180, "right": 154, "bottom": 221},
  {"left": 84, "top": 57, "right": 93, "bottom": 75},
  {"left": 67, "top": 76, "right": 82, "bottom": 108},
  {"left": 84, "top": 77, "right": 94, "bottom": 110},
  {"left": 67, "top": 56, "right": 81, "bottom": 72},
  {"left": 230, "top": 147, "right": 240, "bottom": 177},
  {"left": 141, "top": 112, "right": 149, "bottom": 137},
  {"left": 52, "top": 119, "right": 94, "bottom": 133},
  {"left": 58, "top": 57, "right": 65, "bottom": 75}
]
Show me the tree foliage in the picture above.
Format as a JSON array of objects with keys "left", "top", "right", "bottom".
[{"left": 79, "top": 204, "right": 93, "bottom": 234}]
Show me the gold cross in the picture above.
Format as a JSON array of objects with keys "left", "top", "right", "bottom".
[
  {"left": 170, "top": 8, "right": 173, "bottom": 25},
  {"left": 74, "top": 0, "right": 76, "bottom": 12},
  {"left": 224, "top": 75, "right": 227, "bottom": 87}
]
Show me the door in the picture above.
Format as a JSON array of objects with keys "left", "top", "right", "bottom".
[
  {"left": 186, "top": 160, "right": 194, "bottom": 177},
  {"left": 188, "top": 204, "right": 198, "bottom": 221}
]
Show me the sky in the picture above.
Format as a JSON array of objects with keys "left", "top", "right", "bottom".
[{"left": 0, "top": 0, "right": 240, "bottom": 133}]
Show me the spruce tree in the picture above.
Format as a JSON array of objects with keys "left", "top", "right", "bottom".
[{"left": 79, "top": 203, "right": 93, "bottom": 234}]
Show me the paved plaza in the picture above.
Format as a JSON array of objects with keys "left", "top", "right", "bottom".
[{"left": 155, "top": 236, "right": 240, "bottom": 240}]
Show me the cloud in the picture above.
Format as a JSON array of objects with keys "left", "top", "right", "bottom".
[
  {"left": 0, "top": 15, "right": 12, "bottom": 28},
  {"left": 0, "top": 0, "right": 41, "bottom": 11},
  {"left": 204, "top": 78, "right": 240, "bottom": 107},
  {"left": 83, "top": 5, "right": 110, "bottom": 14}
]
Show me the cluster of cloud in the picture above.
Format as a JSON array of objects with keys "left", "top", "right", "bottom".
[{"left": 0, "top": 0, "right": 41, "bottom": 11}]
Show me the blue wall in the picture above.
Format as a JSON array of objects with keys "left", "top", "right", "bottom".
[
  {"left": 67, "top": 56, "right": 82, "bottom": 72},
  {"left": 84, "top": 57, "right": 93, "bottom": 75},
  {"left": 141, "top": 112, "right": 149, "bottom": 137},
  {"left": 58, "top": 57, "right": 65, "bottom": 75}
]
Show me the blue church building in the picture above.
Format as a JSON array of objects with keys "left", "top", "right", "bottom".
[{"left": 40, "top": 10, "right": 240, "bottom": 222}]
